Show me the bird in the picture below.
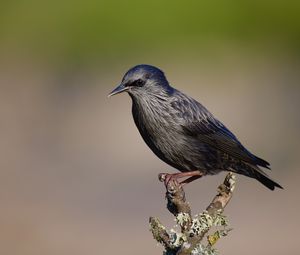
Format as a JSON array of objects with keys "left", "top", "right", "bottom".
[{"left": 108, "top": 64, "right": 282, "bottom": 190}]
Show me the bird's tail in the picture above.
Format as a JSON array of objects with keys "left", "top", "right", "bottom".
[
  {"left": 253, "top": 155, "right": 271, "bottom": 169},
  {"left": 253, "top": 170, "right": 283, "bottom": 190},
  {"left": 235, "top": 163, "right": 283, "bottom": 190}
]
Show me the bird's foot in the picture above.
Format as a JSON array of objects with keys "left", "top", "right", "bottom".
[
  {"left": 158, "top": 173, "right": 180, "bottom": 188},
  {"left": 159, "top": 171, "right": 203, "bottom": 188}
]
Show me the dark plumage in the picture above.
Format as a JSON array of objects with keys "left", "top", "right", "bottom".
[{"left": 109, "top": 64, "right": 282, "bottom": 190}]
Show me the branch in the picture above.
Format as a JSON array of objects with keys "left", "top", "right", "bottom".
[{"left": 150, "top": 173, "right": 236, "bottom": 255}]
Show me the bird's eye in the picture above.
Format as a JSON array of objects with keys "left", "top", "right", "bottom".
[{"left": 134, "top": 79, "right": 145, "bottom": 87}]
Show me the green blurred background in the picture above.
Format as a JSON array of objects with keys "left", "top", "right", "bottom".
[
  {"left": 1, "top": 0, "right": 300, "bottom": 65},
  {"left": 0, "top": 1, "right": 299, "bottom": 255}
]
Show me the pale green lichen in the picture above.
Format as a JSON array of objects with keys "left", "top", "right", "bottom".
[
  {"left": 151, "top": 173, "right": 235, "bottom": 254},
  {"left": 191, "top": 243, "right": 218, "bottom": 255},
  {"left": 149, "top": 217, "right": 168, "bottom": 245},
  {"left": 176, "top": 212, "right": 191, "bottom": 228},
  {"left": 190, "top": 211, "right": 229, "bottom": 235},
  {"left": 169, "top": 229, "right": 186, "bottom": 248},
  {"left": 166, "top": 211, "right": 231, "bottom": 254},
  {"left": 213, "top": 212, "right": 228, "bottom": 227},
  {"left": 189, "top": 211, "right": 214, "bottom": 236},
  {"left": 162, "top": 211, "right": 231, "bottom": 254}
]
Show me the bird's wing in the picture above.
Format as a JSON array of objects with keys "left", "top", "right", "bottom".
[{"left": 171, "top": 93, "right": 270, "bottom": 168}]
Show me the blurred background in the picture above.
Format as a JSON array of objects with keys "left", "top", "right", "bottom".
[{"left": 0, "top": 1, "right": 299, "bottom": 254}]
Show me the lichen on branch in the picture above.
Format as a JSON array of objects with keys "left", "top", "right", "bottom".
[{"left": 150, "top": 173, "right": 236, "bottom": 255}]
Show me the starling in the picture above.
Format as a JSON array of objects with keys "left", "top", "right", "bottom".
[{"left": 109, "top": 64, "right": 282, "bottom": 190}]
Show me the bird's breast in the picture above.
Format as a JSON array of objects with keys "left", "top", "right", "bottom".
[{"left": 131, "top": 97, "right": 202, "bottom": 171}]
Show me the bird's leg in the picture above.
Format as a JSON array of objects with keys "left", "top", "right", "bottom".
[
  {"left": 180, "top": 174, "right": 202, "bottom": 186},
  {"left": 158, "top": 171, "right": 203, "bottom": 187}
]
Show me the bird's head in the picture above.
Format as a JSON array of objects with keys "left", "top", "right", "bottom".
[{"left": 108, "top": 65, "right": 172, "bottom": 98}]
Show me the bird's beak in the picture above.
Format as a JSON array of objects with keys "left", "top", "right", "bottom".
[{"left": 108, "top": 84, "right": 129, "bottom": 98}]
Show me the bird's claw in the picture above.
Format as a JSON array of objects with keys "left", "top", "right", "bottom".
[
  {"left": 158, "top": 173, "right": 180, "bottom": 189},
  {"left": 158, "top": 173, "right": 168, "bottom": 182}
]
